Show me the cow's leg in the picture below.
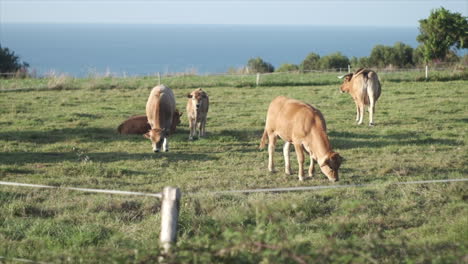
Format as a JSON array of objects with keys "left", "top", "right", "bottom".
[
  {"left": 197, "top": 121, "right": 201, "bottom": 138},
  {"left": 162, "top": 137, "right": 169, "bottom": 152},
  {"left": 200, "top": 118, "right": 206, "bottom": 137},
  {"left": 308, "top": 156, "right": 315, "bottom": 177},
  {"left": 283, "top": 141, "right": 292, "bottom": 175},
  {"left": 357, "top": 103, "right": 365, "bottom": 125},
  {"left": 368, "top": 98, "right": 376, "bottom": 126},
  {"left": 189, "top": 118, "right": 195, "bottom": 140},
  {"left": 354, "top": 101, "right": 360, "bottom": 122},
  {"left": 293, "top": 143, "right": 305, "bottom": 181},
  {"left": 268, "top": 134, "right": 277, "bottom": 173}
]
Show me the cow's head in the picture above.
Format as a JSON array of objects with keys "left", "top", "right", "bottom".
[
  {"left": 338, "top": 73, "right": 353, "bottom": 93},
  {"left": 187, "top": 88, "right": 208, "bottom": 112},
  {"left": 144, "top": 128, "right": 167, "bottom": 152},
  {"left": 318, "top": 152, "right": 343, "bottom": 182}
]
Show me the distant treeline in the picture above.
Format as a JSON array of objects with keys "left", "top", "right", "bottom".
[
  {"left": 241, "top": 7, "right": 467, "bottom": 74},
  {"left": 242, "top": 42, "right": 467, "bottom": 74}
]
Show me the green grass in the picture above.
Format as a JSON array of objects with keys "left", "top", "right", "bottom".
[{"left": 0, "top": 73, "right": 467, "bottom": 263}]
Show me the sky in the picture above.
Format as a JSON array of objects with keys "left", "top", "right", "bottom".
[{"left": 0, "top": 0, "right": 467, "bottom": 27}]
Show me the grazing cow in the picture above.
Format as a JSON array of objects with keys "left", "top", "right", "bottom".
[
  {"left": 145, "top": 84, "right": 176, "bottom": 152},
  {"left": 117, "top": 110, "right": 182, "bottom": 135},
  {"left": 339, "top": 68, "right": 382, "bottom": 126},
  {"left": 186, "top": 88, "right": 209, "bottom": 140},
  {"left": 260, "top": 96, "right": 343, "bottom": 182}
]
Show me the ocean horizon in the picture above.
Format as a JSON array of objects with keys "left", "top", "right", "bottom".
[{"left": 1, "top": 23, "right": 420, "bottom": 77}]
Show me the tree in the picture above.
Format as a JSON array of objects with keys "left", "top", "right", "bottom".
[
  {"left": 369, "top": 43, "right": 415, "bottom": 68},
  {"left": 300, "top": 52, "right": 320, "bottom": 72},
  {"left": 350, "top": 56, "right": 372, "bottom": 68},
  {"left": 318, "top": 52, "right": 349, "bottom": 70},
  {"left": 0, "top": 45, "right": 29, "bottom": 76},
  {"left": 276, "top": 63, "right": 299, "bottom": 72},
  {"left": 393, "top": 42, "right": 414, "bottom": 68},
  {"left": 417, "top": 7, "right": 468, "bottom": 63},
  {"left": 247, "top": 57, "right": 274, "bottom": 73}
]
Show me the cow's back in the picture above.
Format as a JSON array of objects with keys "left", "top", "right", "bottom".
[
  {"left": 266, "top": 96, "right": 326, "bottom": 142},
  {"left": 117, "top": 115, "right": 150, "bottom": 134},
  {"left": 352, "top": 70, "right": 381, "bottom": 105},
  {"left": 146, "top": 85, "right": 176, "bottom": 130},
  {"left": 367, "top": 71, "right": 381, "bottom": 101}
]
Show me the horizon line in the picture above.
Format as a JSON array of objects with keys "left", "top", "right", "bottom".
[{"left": 0, "top": 22, "right": 418, "bottom": 28}]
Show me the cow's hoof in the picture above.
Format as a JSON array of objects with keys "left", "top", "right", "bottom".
[
  {"left": 369, "top": 123, "right": 375, "bottom": 126},
  {"left": 285, "top": 169, "right": 292, "bottom": 175}
]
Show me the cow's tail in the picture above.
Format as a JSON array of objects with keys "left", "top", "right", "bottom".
[{"left": 259, "top": 129, "right": 268, "bottom": 149}]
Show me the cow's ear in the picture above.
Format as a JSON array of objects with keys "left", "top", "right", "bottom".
[
  {"left": 187, "top": 93, "right": 192, "bottom": 98},
  {"left": 143, "top": 132, "right": 150, "bottom": 139}
]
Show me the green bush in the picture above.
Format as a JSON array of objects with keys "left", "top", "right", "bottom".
[
  {"left": 247, "top": 57, "right": 274, "bottom": 73},
  {"left": 300, "top": 52, "right": 320, "bottom": 71},
  {"left": 319, "top": 52, "right": 350, "bottom": 70},
  {"left": 276, "top": 63, "right": 299, "bottom": 72},
  {"left": 0, "top": 45, "right": 29, "bottom": 77}
]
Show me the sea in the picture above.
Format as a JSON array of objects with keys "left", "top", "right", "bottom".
[{"left": 0, "top": 23, "right": 419, "bottom": 77}]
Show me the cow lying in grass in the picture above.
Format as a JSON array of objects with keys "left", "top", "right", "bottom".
[
  {"left": 260, "top": 96, "right": 343, "bottom": 182},
  {"left": 339, "top": 68, "right": 381, "bottom": 126},
  {"left": 145, "top": 84, "right": 176, "bottom": 152},
  {"left": 117, "top": 110, "right": 182, "bottom": 135},
  {"left": 186, "top": 88, "right": 209, "bottom": 140}
]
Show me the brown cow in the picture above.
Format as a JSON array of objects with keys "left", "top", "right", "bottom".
[
  {"left": 339, "top": 68, "right": 381, "bottom": 126},
  {"left": 117, "top": 110, "right": 182, "bottom": 135},
  {"left": 260, "top": 96, "right": 343, "bottom": 182},
  {"left": 186, "top": 88, "right": 209, "bottom": 140},
  {"left": 145, "top": 84, "right": 176, "bottom": 152}
]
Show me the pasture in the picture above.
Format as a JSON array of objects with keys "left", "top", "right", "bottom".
[{"left": 0, "top": 72, "right": 467, "bottom": 263}]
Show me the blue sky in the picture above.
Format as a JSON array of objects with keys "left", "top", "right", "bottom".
[{"left": 1, "top": 0, "right": 467, "bottom": 27}]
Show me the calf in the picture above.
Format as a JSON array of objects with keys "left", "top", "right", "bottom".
[
  {"left": 339, "top": 68, "right": 381, "bottom": 126},
  {"left": 260, "top": 96, "right": 343, "bottom": 182},
  {"left": 145, "top": 84, "right": 176, "bottom": 152},
  {"left": 117, "top": 110, "right": 182, "bottom": 135},
  {"left": 186, "top": 88, "right": 209, "bottom": 140}
]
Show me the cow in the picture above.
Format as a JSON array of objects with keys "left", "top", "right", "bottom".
[
  {"left": 117, "top": 115, "right": 150, "bottom": 135},
  {"left": 186, "top": 88, "right": 209, "bottom": 140},
  {"left": 260, "top": 96, "right": 343, "bottom": 182},
  {"left": 338, "top": 68, "right": 382, "bottom": 126},
  {"left": 145, "top": 84, "right": 176, "bottom": 152},
  {"left": 117, "top": 110, "right": 182, "bottom": 135}
]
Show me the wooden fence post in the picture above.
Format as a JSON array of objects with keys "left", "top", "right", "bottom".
[
  {"left": 425, "top": 65, "right": 428, "bottom": 80},
  {"left": 158, "top": 72, "right": 161, "bottom": 85},
  {"left": 256, "top": 73, "right": 260, "bottom": 86},
  {"left": 348, "top": 64, "right": 351, "bottom": 73},
  {"left": 160, "top": 186, "right": 181, "bottom": 254}
]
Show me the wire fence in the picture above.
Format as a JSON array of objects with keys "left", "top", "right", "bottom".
[{"left": 1, "top": 177, "right": 467, "bottom": 263}]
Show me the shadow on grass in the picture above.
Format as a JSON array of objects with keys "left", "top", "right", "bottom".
[
  {"left": 329, "top": 130, "right": 459, "bottom": 150},
  {"left": 0, "top": 151, "right": 218, "bottom": 165},
  {"left": 0, "top": 127, "right": 152, "bottom": 144}
]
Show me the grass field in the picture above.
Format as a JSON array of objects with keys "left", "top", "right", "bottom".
[{"left": 0, "top": 72, "right": 467, "bottom": 263}]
